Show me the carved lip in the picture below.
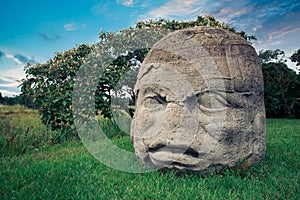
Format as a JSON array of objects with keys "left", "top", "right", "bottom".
[
  {"left": 148, "top": 144, "right": 200, "bottom": 158},
  {"left": 148, "top": 144, "right": 205, "bottom": 167}
]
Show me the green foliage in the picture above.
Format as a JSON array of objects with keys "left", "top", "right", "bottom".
[
  {"left": 260, "top": 50, "right": 300, "bottom": 118},
  {"left": 21, "top": 44, "right": 92, "bottom": 131},
  {"left": 290, "top": 48, "right": 300, "bottom": 66},
  {"left": 259, "top": 49, "right": 286, "bottom": 63},
  {"left": 1, "top": 119, "right": 299, "bottom": 199},
  {"left": 136, "top": 15, "right": 256, "bottom": 42},
  {"left": 94, "top": 48, "right": 150, "bottom": 119}
]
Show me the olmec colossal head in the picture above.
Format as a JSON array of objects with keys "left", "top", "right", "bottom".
[{"left": 130, "top": 26, "right": 266, "bottom": 173}]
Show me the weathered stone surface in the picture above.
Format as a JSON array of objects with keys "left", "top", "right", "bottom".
[{"left": 130, "top": 26, "right": 266, "bottom": 173}]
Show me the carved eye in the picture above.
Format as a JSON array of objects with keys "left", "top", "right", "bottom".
[
  {"left": 184, "top": 30, "right": 195, "bottom": 38},
  {"left": 197, "top": 91, "right": 230, "bottom": 111},
  {"left": 143, "top": 94, "right": 167, "bottom": 109}
]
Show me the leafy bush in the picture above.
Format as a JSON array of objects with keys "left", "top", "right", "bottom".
[{"left": 21, "top": 44, "right": 92, "bottom": 132}]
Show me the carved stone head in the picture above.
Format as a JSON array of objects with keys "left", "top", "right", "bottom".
[{"left": 130, "top": 27, "right": 266, "bottom": 173}]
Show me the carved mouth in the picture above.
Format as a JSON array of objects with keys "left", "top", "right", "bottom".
[
  {"left": 148, "top": 143, "right": 205, "bottom": 168},
  {"left": 148, "top": 144, "right": 199, "bottom": 158}
]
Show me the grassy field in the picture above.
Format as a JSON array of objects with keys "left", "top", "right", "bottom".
[
  {"left": 0, "top": 105, "right": 71, "bottom": 157},
  {"left": 1, "top": 106, "right": 299, "bottom": 199}
]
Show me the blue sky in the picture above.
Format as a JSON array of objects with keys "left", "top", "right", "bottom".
[{"left": 1, "top": 0, "right": 300, "bottom": 96}]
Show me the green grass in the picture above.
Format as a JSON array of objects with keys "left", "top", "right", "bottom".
[
  {"left": 0, "top": 104, "right": 36, "bottom": 115},
  {"left": 0, "top": 105, "right": 73, "bottom": 157},
  {"left": 1, "top": 107, "right": 299, "bottom": 199}
]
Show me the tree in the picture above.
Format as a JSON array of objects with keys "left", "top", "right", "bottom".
[
  {"left": 21, "top": 44, "right": 92, "bottom": 132},
  {"left": 0, "top": 92, "right": 3, "bottom": 104},
  {"left": 259, "top": 49, "right": 286, "bottom": 63},
  {"left": 259, "top": 49, "right": 300, "bottom": 118},
  {"left": 290, "top": 49, "right": 300, "bottom": 66}
]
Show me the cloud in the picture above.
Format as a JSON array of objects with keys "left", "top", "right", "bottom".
[
  {"left": 247, "top": 1, "right": 300, "bottom": 52},
  {"left": 0, "top": 78, "right": 20, "bottom": 88},
  {"left": 0, "top": 89, "right": 18, "bottom": 97},
  {"left": 268, "top": 26, "right": 300, "bottom": 42},
  {"left": 64, "top": 22, "right": 87, "bottom": 31},
  {"left": 0, "top": 76, "right": 17, "bottom": 83},
  {"left": 5, "top": 53, "right": 23, "bottom": 65},
  {"left": 91, "top": 1, "right": 111, "bottom": 16},
  {"left": 0, "top": 50, "right": 40, "bottom": 96},
  {"left": 0, "top": 66, "right": 26, "bottom": 97},
  {"left": 117, "top": 0, "right": 135, "bottom": 7},
  {"left": 144, "top": 0, "right": 299, "bottom": 58},
  {"left": 0, "top": 79, "right": 7, "bottom": 85},
  {"left": 91, "top": 1, "right": 135, "bottom": 16},
  {"left": 141, "top": 3, "right": 148, "bottom": 8},
  {"left": 144, "top": 0, "right": 203, "bottom": 20},
  {"left": 0, "top": 67, "right": 25, "bottom": 84},
  {"left": 14, "top": 54, "right": 36, "bottom": 64},
  {"left": 145, "top": 0, "right": 300, "bottom": 32},
  {"left": 1, "top": 50, "right": 38, "bottom": 66},
  {"left": 38, "top": 33, "right": 61, "bottom": 42},
  {"left": 215, "top": 6, "right": 254, "bottom": 24},
  {"left": 253, "top": 25, "right": 263, "bottom": 32}
]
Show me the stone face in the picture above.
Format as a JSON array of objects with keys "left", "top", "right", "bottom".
[{"left": 130, "top": 27, "right": 266, "bottom": 173}]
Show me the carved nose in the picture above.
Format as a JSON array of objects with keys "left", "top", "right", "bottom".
[
  {"left": 164, "top": 102, "right": 198, "bottom": 133},
  {"left": 164, "top": 103, "right": 183, "bottom": 128}
]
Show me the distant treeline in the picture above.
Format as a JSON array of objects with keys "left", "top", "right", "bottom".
[{"left": 0, "top": 94, "right": 37, "bottom": 109}]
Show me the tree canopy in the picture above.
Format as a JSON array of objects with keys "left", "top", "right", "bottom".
[
  {"left": 290, "top": 49, "right": 300, "bottom": 66},
  {"left": 259, "top": 49, "right": 300, "bottom": 118}
]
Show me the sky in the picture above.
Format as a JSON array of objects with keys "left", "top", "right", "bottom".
[{"left": 1, "top": 0, "right": 300, "bottom": 97}]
